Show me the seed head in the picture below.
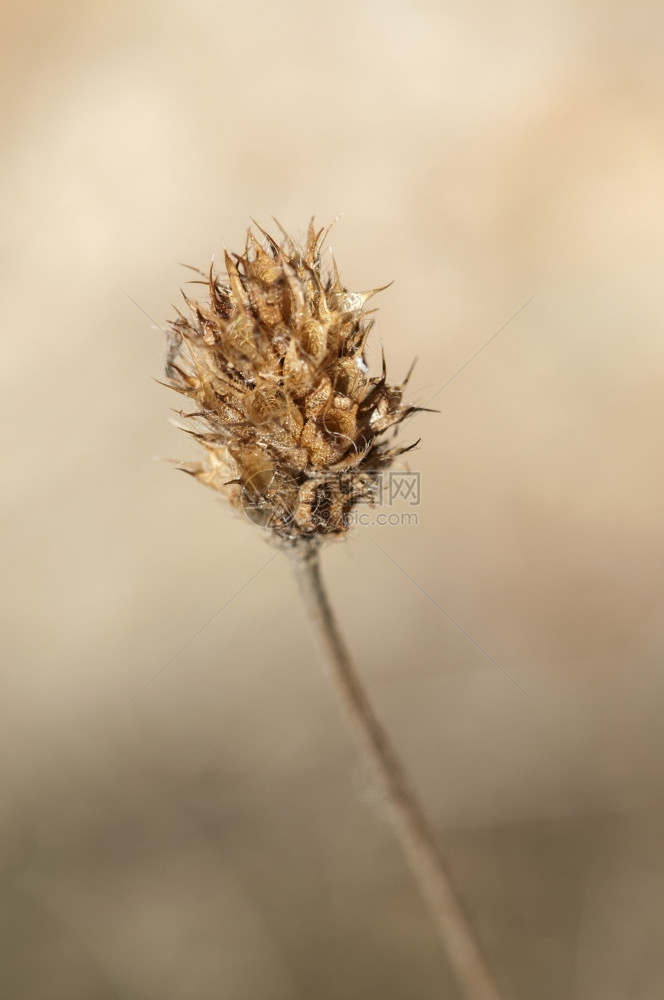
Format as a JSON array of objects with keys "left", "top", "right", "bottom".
[{"left": 163, "top": 221, "right": 423, "bottom": 544}]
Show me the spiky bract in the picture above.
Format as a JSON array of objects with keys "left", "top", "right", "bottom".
[{"left": 164, "top": 222, "right": 419, "bottom": 541}]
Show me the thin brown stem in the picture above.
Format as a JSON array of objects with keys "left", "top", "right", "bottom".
[{"left": 288, "top": 540, "right": 504, "bottom": 1000}]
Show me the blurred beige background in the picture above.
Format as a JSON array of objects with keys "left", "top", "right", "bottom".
[{"left": 2, "top": 0, "right": 664, "bottom": 997}]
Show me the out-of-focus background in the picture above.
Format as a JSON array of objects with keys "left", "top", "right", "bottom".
[{"left": 2, "top": 1, "right": 663, "bottom": 997}]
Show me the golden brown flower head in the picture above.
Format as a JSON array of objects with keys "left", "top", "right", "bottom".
[{"left": 164, "top": 221, "right": 423, "bottom": 543}]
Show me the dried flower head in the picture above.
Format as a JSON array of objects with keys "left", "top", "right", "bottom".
[{"left": 163, "top": 221, "right": 423, "bottom": 543}]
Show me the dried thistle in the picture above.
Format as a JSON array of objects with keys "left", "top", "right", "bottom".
[
  {"left": 163, "top": 221, "right": 423, "bottom": 542},
  {"left": 160, "top": 222, "right": 503, "bottom": 1000}
]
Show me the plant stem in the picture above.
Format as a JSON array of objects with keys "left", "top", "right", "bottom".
[{"left": 288, "top": 540, "right": 504, "bottom": 1000}]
